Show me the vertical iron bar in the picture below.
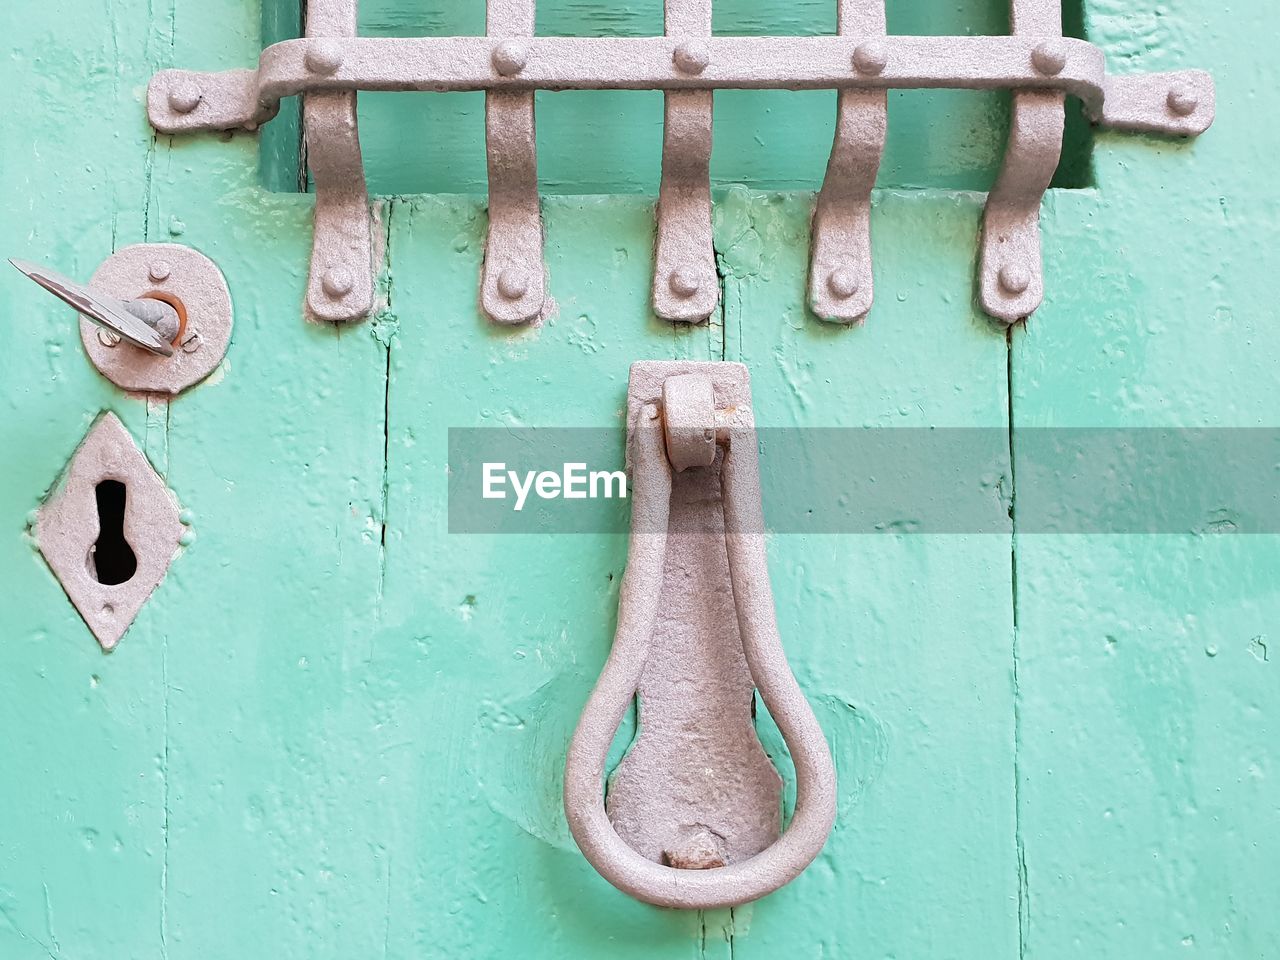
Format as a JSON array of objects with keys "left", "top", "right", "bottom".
[
  {"left": 483, "top": 0, "right": 545, "bottom": 324},
  {"left": 653, "top": 0, "right": 717, "bottom": 323},
  {"left": 979, "top": 0, "right": 1065, "bottom": 323},
  {"left": 809, "top": 0, "right": 888, "bottom": 323},
  {"left": 303, "top": 0, "right": 373, "bottom": 322}
]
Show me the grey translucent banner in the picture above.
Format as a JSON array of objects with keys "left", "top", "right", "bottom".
[{"left": 447, "top": 428, "right": 1280, "bottom": 534}]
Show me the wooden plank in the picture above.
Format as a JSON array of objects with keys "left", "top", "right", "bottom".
[
  {"left": 0, "top": 1, "right": 172, "bottom": 956},
  {"left": 722, "top": 188, "right": 1019, "bottom": 957},
  {"left": 124, "top": 0, "right": 391, "bottom": 953},
  {"left": 1010, "top": 2, "right": 1280, "bottom": 955},
  {"left": 372, "top": 193, "right": 720, "bottom": 956}
]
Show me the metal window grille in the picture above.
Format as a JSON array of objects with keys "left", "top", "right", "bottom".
[{"left": 148, "top": 0, "right": 1214, "bottom": 326}]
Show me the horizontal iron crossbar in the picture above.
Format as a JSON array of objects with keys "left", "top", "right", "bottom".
[{"left": 150, "top": 35, "right": 1212, "bottom": 136}]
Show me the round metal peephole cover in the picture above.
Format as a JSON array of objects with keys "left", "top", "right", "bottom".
[{"left": 82, "top": 243, "right": 232, "bottom": 395}]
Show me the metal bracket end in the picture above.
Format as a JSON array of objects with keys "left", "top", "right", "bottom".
[
  {"left": 1098, "top": 70, "right": 1215, "bottom": 136},
  {"left": 148, "top": 68, "right": 268, "bottom": 133}
]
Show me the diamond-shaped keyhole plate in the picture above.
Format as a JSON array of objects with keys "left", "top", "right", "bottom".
[{"left": 35, "top": 413, "right": 184, "bottom": 650}]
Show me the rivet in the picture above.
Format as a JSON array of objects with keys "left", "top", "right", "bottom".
[
  {"left": 167, "top": 82, "right": 202, "bottom": 114},
  {"left": 492, "top": 40, "right": 527, "bottom": 77},
  {"left": 827, "top": 267, "right": 859, "bottom": 299},
  {"left": 998, "top": 264, "right": 1031, "bottom": 296},
  {"left": 1166, "top": 83, "right": 1199, "bottom": 117},
  {"left": 97, "top": 328, "right": 122, "bottom": 348},
  {"left": 669, "top": 267, "right": 702, "bottom": 298},
  {"left": 852, "top": 41, "right": 888, "bottom": 77},
  {"left": 321, "top": 267, "right": 354, "bottom": 299},
  {"left": 305, "top": 40, "right": 344, "bottom": 75},
  {"left": 1031, "top": 41, "right": 1067, "bottom": 76},
  {"left": 497, "top": 268, "right": 530, "bottom": 300},
  {"left": 673, "top": 41, "right": 710, "bottom": 76},
  {"left": 148, "top": 261, "right": 171, "bottom": 283}
]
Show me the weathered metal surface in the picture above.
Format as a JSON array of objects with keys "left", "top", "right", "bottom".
[
  {"left": 565, "top": 361, "right": 836, "bottom": 909},
  {"left": 481, "top": 0, "right": 545, "bottom": 325},
  {"left": 34, "top": 413, "right": 184, "bottom": 651},
  {"left": 661, "top": 372, "right": 717, "bottom": 472},
  {"left": 652, "top": 0, "right": 717, "bottom": 323},
  {"left": 808, "top": 0, "right": 887, "bottom": 323},
  {"left": 148, "top": 29, "right": 1213, "bottom": 325},
  {"left": 303, "top": 0, "right": 373, "bottom": 323},
  {"left": 79, "top": 244, "right": 233, "bottom": 395}
]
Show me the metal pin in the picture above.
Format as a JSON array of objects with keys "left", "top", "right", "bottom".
[
  {"left": 673, "top": 42, "right": 710, "bottom": 76},
  {"left": 668, "top": 267, "right": 702, "bottom": 298},
  {"left": 999, "top": 263, "right": 1031, "bottom": 295},
  {"left": 492, "top": 41, "right": 527, "bottom": 77},
  {"left": 1031, "top": 41, "right": 1067, "bottom": 76},
  {"left": 827, "top": 267, "right": 859, "bottom": 299},
  {"left": 852, "top": 41, "right": 888, "bottom": 77},
  {"left": 305, "top": 40, "right": 344, "bottom": 75},
  {"left": 1167, "top": 84, "right": 1199, "bottom": 117},
  {"left": 167, "top": 83, "right": 202, "bottom": 114},
  {"left": 497, "top": 268, "right": 530, "bottom": 300},
  {"left": 321, "top": 267, "right": 354, "bottom": 299}
]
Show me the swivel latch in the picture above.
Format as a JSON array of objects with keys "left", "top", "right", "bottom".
[{"left": 9, "top": 243, "right": 232, "bottom": 396}]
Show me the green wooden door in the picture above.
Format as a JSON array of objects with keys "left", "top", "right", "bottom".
[{"left": 1, "top": 1, "right": 1273, "bottom": 957}]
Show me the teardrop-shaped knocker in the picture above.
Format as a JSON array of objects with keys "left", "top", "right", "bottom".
[{"left": 564, "top": 361, "right": 836, "bottom": 909}]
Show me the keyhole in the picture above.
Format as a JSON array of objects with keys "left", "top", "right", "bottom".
[{"left": 90, "top": 480, "right": 137, "bottom": 585}]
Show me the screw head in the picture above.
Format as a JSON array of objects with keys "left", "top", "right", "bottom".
[
  {"left": 148, "top": 261, "right": 171, "bottom": 282},
  {"left": 998, "top": 264, "right": 1032, "bottom": 296},
  {"left": 852, "top": 41, "right": 888, "bottom": 77},
  {"left": 305, "top": 40, "right": 344, "bottom": 75},
  {"left": 1166, "top": 83, "right": 1199, "bottom": 117},
  {"left": 1031, "top": 41, "right": 1067, "bottom": 76},
  {"left": 496, "top": 268, "right": 530, "bottom": 300},
  {"left": 167, "top": 82, "right": 202, "bottom": 114},
  {"left": 321, "top": 267, "right": 354, "bottom": 299},
  {"left": 492, "top": 40, "right": 527, "bottom": 77},
  {"left": 97, "top": 328, "right": 122, "bottom": 348},
  {"left": 668, "top": 267, "right": 702, "bottom": 298},
  {"left": 673, "top": 41, "right": 710, "bottom": 76},
  {"left": 827, "top": 267, "right": 859, "bottom": 299}
]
